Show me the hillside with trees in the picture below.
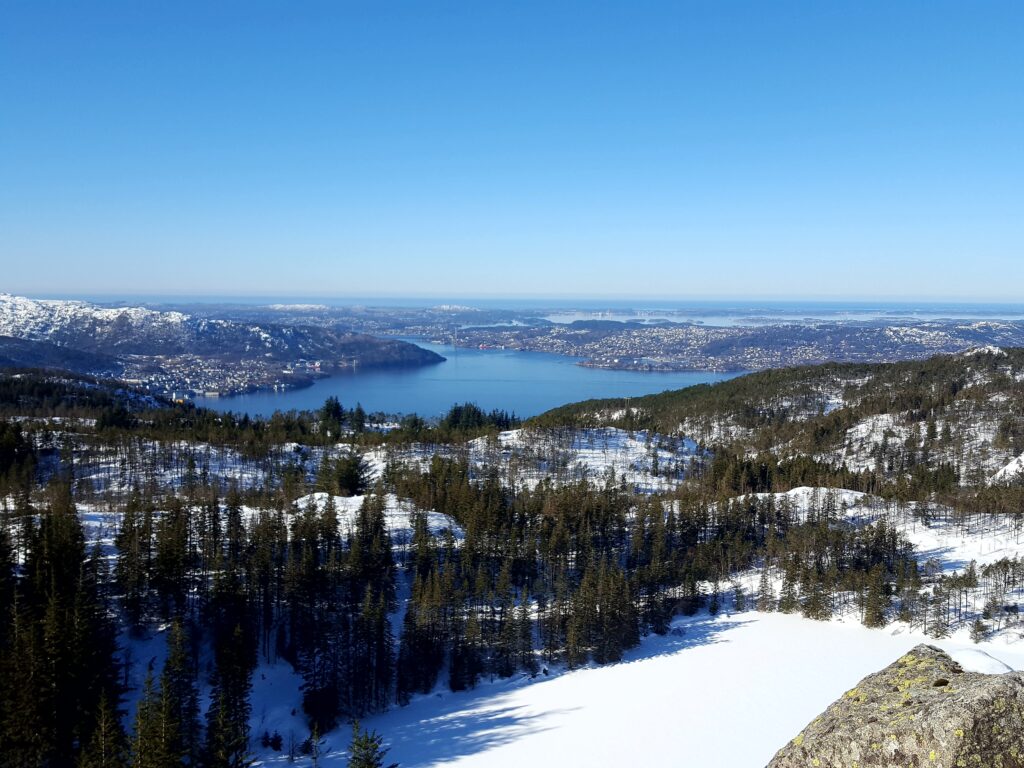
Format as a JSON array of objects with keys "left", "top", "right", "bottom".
[{"left": 2, "top": 352, "right": 1024, "bottom": 765}]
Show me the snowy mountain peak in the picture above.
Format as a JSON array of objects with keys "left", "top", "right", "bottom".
[{"left": 0, "top": 293, "right": 189, "bottom": 347}]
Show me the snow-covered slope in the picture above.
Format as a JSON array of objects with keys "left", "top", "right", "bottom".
[
  {"left": 291, "top": 492, "right": 463, "bottom": 543},
  {"left": 0, "top": 293, "right": 443, "bottom": 364},
  {"left": 0, "top": 293, "right": 189, "bottom": 349},
  {"left": 992, "top": 451, "right": 1024, "bottom": 484},
  {"left": 247, "top": 610, "right": 1024, "bottom": 768},
  {"left": 240, "top": 481, "right": 1024, "bottom": 767}
]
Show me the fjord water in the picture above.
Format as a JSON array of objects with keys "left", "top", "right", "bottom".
[{"left": 194, "top": 339, "right": 739, "bottom": 419}]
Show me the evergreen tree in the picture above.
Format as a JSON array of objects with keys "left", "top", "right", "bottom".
[
  {"left": 346, "top": 722, "right": 398, "bottom": 768},
  {"left": 970, "top": 618, "right": 988, "bottom": 643},
  {"left": 777, "top": 558, "right": 799, "bottom": 613},
  {"left": 78, "top": 693, "right": 128, "bottom": 768},
  {"left": 203, "top": 595, "right": 255, "bottom": 768},
  {"left": 7, "top": 484, "right": 124, "bottom": 768},
  {"left": 351, "top": 404, "right": 367, "bottom": 434},
  {"left": 333, "top": 453, "right": 371, "bottom": 497},
  {"left": 161, "top": 619, "right": 201, "bottom": 765},
  {"left": 756, "top": 561, "right": 775, "bottom": 612},
  {"left": 115, "top": 490, "right": 151, "bottom": 630},
  {"left": 131, "top": 671, "right": 173, "bottom": 768},
  {"left": 862, "top": 565, "right": 889, "bottom": 628}
]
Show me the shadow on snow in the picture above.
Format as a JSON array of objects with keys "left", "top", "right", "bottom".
[{"left": 350, "top": 612, "right": 746, "bottom": 767}]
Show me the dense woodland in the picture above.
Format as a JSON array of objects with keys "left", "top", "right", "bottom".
[
  {"left": 2, "top": 357, "right": 1024, "bottom": 767},
  {"left": 537, "top": 348, "right": 1024, "bottom": 450}
]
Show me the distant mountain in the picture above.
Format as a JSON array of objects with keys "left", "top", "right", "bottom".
[
  {"left": 455, "top": 317, "right": 1024, "bottom": 372},
  {"left": 0, "top": 294, "right": 444, "bottom": 367},
  {"left": 0, "top": 335, "right": 122, "bottom": 375}
]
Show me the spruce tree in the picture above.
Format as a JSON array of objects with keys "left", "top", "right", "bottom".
[
  {"left": 203, "top": 622, "right": 254, "bottom": 768},
  {"left": 131, "top": 671, "right": 173, "bottom": 768},
  {"left": 161, "top": 619, "right": 200, "bottom": 764},
  {"left": 862, "top": 565, "right": 888, "bottom": 628},
  {"left": 346, "top": 722, "right": 398, "bottom": 768},
  {"left": 115, "top": 490, "right": 151, "bottom": 630},
  {"left": 78, "top": 693, "right": 128, "bottom": 768}
]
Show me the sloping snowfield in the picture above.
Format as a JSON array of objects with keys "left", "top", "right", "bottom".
[{"left": 252, "top": 611, "right": 1024, "bottom": 768}]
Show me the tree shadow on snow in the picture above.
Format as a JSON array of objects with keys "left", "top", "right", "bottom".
[
  {"left": 361, "top": 696, "right": 571, "bottom": 767},
  {"left": 620, "top": 613, "right": 752, "bottom": 666},
  {"left": 913, "top": 542, "right": 972, "bottom": 572},
  {"left": 362, "top": 613, "right": 746, "bottom": 767}
]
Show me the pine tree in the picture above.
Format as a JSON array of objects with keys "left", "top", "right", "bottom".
[
  {"left": 862, "top": 565, "right": 888, "bottom": 628},
  {"left": 732, "top": 581, "right": 746, "bottom": 612},
  {"left": 777, "top": 558, "right": 799, "bottom": 614},
  {"left": 203, "top": 621, "right": 254, "bottom": 768},
  {"left": 448, "top": 612, "right": 483, "bottom": 692},
  {"left": 757, "top": 561, "right": 776, "bottom": 612},
  {"left": 131, "top": 671, "right": 173, "bottom": 768},
  {"left": 928, "top": 588, "right": 950, "bottom": 638},
  {"left": 346, "top": 721, "right": 398, "bottom": 768},
  {"left": 396, "top": 574, "right": 443, "bottom": 703},
  {"left": 161, "top": 619, "right": 200, "bottom": 764},
  {"left": 12, "top": 483, "right": 124, "bottom": 767},
  {"left": 970, "top": 618, "right": 989, "bottom": 643},
  {"left": 78, "top": 693, "right": 128, "bottom": 768},
  {"left": 116, "top": 491, "right": 151, "bottom": 629},
  {"left": 351, "top": 404, "right": 367, "bottom": 434}
]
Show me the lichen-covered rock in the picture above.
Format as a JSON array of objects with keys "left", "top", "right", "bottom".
[{"left": 766, "top": 644, "right": 1024, "bottom": 768}]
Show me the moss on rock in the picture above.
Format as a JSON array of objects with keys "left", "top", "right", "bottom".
[{"left": 767, "top": 645, "right": 1024, "bottom": 768}]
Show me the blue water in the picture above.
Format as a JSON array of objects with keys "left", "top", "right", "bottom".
[{"left": 193, "top": 340, "right": 739, "bottom": 419}]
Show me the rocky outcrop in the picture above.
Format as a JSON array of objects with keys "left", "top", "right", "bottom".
[{"left": 767, "top": 644, "right": 1024, "bottom": 768}]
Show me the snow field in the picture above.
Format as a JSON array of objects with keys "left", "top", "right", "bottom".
[
  {"left": 249, "top": 610, "right": 1024, "bottom": 768},
  {"left": 288, "top": 492, "right": 462, "bottom": 544}
]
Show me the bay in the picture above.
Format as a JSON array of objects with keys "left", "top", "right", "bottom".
[{"left": 193, "top": 339, "right": 740, "bottom": 419}]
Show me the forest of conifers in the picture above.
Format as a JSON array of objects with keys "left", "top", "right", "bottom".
[{"left": 2, "top": 356, "right": 1024, "bottom": 768}]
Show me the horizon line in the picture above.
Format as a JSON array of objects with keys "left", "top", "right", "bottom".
[{"left": 9, "top": 290, "right": 1024, "bottom": 306}]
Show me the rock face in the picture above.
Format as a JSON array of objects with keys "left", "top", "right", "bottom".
[{"left": 767, "top": 644, "right": 1024, "bottom": 768}]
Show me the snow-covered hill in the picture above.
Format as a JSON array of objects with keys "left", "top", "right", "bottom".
[
  {"left": 240, "top": 610, "right": 1024, "bottom": 768},
  {"left": 0, "top": 293, "right": 444, "bottom": 364},
  {"left": 0, "top": 293, "right": 189, "bottom": 350}
]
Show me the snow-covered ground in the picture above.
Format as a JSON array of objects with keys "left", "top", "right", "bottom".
[
  {"left": 250, "top": 610, "right": 1024, "bottom": 768},
  {"left": 39, "top": 421, "right": 1024, "bottom": 767},
  {"left": 743, "top": 485, "right": 1024, "bottom": 576},
  {"left": 992, "top": 450, "right": 1024, "bottom": 484},
  {"left": 467, "top": 428, "right": 700, "bottom": 492},
  {"left": 239, "top": 484, "right": 1024, "bottom": 767},
  {"left": 289, "top": 492, "right": 462, "bottom": 544},
  {"left": 50, "top": 425, "right": 698, "bottom": 505},
  {"left": 73, "top": 474, "right": 1024, "bottom": 768}
]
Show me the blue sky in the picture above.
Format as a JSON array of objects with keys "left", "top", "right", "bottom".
[{"left": 1, "top": 1, "right": 1022, "bottom": 300}]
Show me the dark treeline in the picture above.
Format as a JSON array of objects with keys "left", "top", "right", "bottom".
[
  {"left": 0, "top": 420, "right": 35, "bottom": 489},
  {"left": 0, "top": 483, "right": 122, "bottom": 768},
  {"left": 534, "top": 349, "right": 1024, "bottom": 463},
  {"left": 703, "top": 451, "right": 960, "bottom": 503},
  {"left": 0, "top": 374, "right": 520, "bottom": 465}
]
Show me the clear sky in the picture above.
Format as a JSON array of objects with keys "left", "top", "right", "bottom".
[{"left": 1, "top": 1, "right": 1022, "bottom": 300}]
